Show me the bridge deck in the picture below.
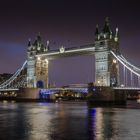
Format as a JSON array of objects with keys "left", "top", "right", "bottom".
[
  {"left": 1, "top": 87, "right": 140, "bottom": 92},
  {"left": 113, "top": 87, "right": 140, "bottom": 90},
  {"left": 0, "top": 89, "right": 19, "bottom": 91}
]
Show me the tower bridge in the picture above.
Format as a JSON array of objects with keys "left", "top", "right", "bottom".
[
  {"left": 26, "top": 18, "right": 119, "bottom": 89},
  {"left": 0, "top": 18, "right": 140, "bottom": 102}
]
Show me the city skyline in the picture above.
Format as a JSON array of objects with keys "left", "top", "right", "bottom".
[{"left": 0, "top": 0, "right": 140, "bottom": 86}]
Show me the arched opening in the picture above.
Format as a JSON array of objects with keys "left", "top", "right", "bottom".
[{"left": 37, "top": 80, "right": 44, "bottom": 88}]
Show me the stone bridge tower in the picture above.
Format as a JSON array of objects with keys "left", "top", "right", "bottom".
[
  {"left": 95, "top": 18, "right": 119, "bottom": 87},
  {"left": 27, "top": 33, "right": 49, "bottom": 88}
]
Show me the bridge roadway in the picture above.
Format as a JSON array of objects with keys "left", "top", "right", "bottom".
[
  {"left": 0, "top": 88, "right": 19, "bottom": 92},
  {"left": 39, "top": 87, "right": 140, "bottom": 92},
  {"left": 0, "top": 87, "right": 140, "bottom": 101},
  {"left": 0, "top": 87, "right": 88, "bottom": 94},
  {"left": 1, "top": 87, "right": 140, "bottom": 92},
  {"left": 113, "top": 87, "right": 140, "bottom": 91},
  {"left": 36, "top": 44, "right": 95, "bottom": 60}
]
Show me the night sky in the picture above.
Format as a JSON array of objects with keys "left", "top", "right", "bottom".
[{"left": 0, "top": 0, "right": 140, "bottom": 86}]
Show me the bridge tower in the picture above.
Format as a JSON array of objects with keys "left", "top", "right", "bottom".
[
  {"left": 95, "top": 18, "right": 119, "bottom": 87},
  {"left": 27, "top": 33, "right": 49, "bottom": 88}
]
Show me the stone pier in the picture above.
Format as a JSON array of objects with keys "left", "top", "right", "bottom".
[{"left": 87, "top": 86, "right": 127, "bottom": 106}]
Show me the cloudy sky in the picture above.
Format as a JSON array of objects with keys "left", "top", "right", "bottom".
[{"left": 0, "top": 0, "right": 140, "bottom": 86}]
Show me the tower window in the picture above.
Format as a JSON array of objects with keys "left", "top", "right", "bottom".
[{"left": 100, "top": 42, "right": 104, "bottom": 45}]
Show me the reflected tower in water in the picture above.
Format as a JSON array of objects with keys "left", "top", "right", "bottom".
[{"left": 88, "top": 108, "right": 118, "bottom": 139}]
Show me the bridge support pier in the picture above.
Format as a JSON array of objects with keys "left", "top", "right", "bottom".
[
  {"left": 17, "top": 88, "right": 40, "bottom": 101},
  {"left": 16, "top": 88, "right": 56, "bottom": 102},
  {"left": 87, "top": 85, "right": 126, "bottom": 106}
]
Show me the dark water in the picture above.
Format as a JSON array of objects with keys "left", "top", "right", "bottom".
[{"left": 0, "top": 101, "right": 140, "bottom": 140}]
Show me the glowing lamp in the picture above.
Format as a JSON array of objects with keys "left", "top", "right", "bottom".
[{"left": 113, "top": 59, "right": 117, "bottom": 63}]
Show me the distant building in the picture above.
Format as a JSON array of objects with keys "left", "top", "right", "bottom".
[{"left": 0, "top": 73, "right": 13, "bottom": 84}]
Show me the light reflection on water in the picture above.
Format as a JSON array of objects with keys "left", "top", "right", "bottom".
[{"left": 0, "top": 101, "right": 140, "bottom": 140}]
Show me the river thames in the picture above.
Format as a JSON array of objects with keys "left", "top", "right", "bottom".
[{"left": 0, "top": 101, "right": 140, "bottom": 140}]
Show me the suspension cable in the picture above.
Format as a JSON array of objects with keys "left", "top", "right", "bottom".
[
  {"left": 119, "top": 55, "right": 140, "bottom": 72},
  {"left": 111, "top": 51, "right": 140, "bottom": 78},
  {"left": 0, "top": 60, "right": 27, "bottom": 89}
]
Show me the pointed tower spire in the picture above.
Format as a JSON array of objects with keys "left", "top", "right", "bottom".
[
  {"left": 114, "top": 27, "right": 119, "bottom": 42},
  {"left": 37, "top": 32, "right": 41, "bottom": 42},
  {"left": 95, "top": 24, "right": 99, "bottom": 35},
  {"left": 46, "top": 40, "right": 50, "bottom": 51},
  {"left": 95, "top": 24, "right": 100, "bottom": 40},
  {"left": 115, "top": 27, "right": 119, "bottom": 36},
  {"left": 47, "top": 40, "right": 49, "bottom": 46},
  {"left": 105, "top": 17, "right": 109, "bottom": 25},
  {"left": 28, "top": 38, "right": 31, "bottom": 46},
  {"left": 103, "top": 17, "right": 111, "bottom": 33}
]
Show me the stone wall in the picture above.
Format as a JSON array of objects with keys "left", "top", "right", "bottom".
[{"left": 17, "top": 88, "right": 40, "bottom": 100}]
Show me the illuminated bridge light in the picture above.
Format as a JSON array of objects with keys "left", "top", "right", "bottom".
[
  {"left": 37, "top": 57, "right": 41, "bottom": 61},
  {"left": 45, "top": 59, "right": 48, "bottom": 64}
]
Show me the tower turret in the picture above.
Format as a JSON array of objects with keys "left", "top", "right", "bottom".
[
  {"left": 46, "top": 40, "right": 50, "bottom": 51},
  {"left": 28, "top": 38, "right": 31, "bottom": 47},
  {"left": 95, "top": 24, "right": 100, "bottom": 40},
  {"left": 30, "top": 33, "right": 47, "bottom": 54},
  {"left": 37, "top": 32, "right": 42, "bottom": 43},
  {"left": 95, "top": 24, "right": 99, "bottom": 35},
  {"left": 114, "top": 27, "right": 119, "bottom": 42}
]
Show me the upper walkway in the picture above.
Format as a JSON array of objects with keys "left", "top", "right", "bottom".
[{"left": 36, "top": 44, "right": 95, "bottom": 60}]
